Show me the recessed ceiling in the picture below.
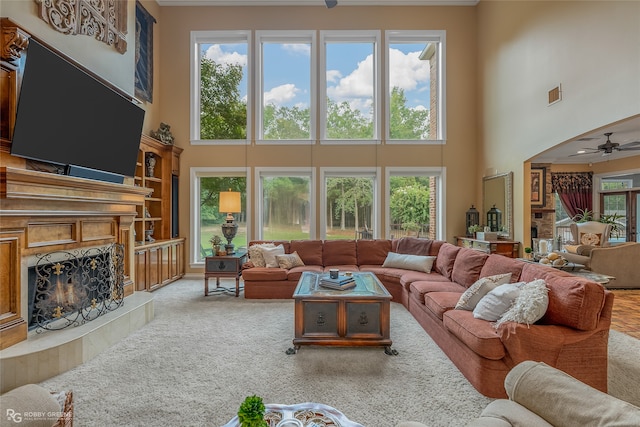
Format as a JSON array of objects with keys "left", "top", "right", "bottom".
[
  {"left": 156, "top": 0, "right": 479, "bottom": 6},
  {"left": 531, "top": 116, "right": 640, "bottom": 164}
]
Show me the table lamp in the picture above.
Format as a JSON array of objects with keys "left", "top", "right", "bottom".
[{"left": 219, "top": 190, "right": 241, "bottom": 254}]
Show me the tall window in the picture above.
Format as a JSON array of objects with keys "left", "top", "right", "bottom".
[
  {"left": 321, "top": 168, "right": 378, "bottom": 240},
  {"left": 190, "top": 31, "right": 250, "bottom": 144},
  {"left": 386, "top": 31, "right": 445, "bottom": 143},
  {"left": 257, "top": 31, "right": 315, "bottom": 143},
  {"left": 320, "top": 31, "right": 381, "bottom": 142},
  {"left": 257, "top": 168, "right": 314, "bottom": 240},
  {"left": 192, "top": 168, "right": 248, "bottom": 263},
  {"left": 386, "top": 168, "right": 443, "bottom": 240}
]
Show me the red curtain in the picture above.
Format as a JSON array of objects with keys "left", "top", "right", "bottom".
[{"left": 551, "top": 172, "right": 593, "bottom": 219}]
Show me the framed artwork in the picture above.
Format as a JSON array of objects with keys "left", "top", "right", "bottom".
[
  {"left": 531, "top": 167, "right": 546, "bottom": 207},
  {"left": 135, "top": 1, "right": 156, "bottom": 103}
]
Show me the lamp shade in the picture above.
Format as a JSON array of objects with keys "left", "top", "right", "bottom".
[{"left": 219, "top": 191, "right": 241, "bottom": 213}]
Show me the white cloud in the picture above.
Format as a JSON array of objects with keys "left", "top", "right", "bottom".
[
  {"left": 328, "top": 54, "right": 374, "bottom": 101},
  {"left": 282, "top": 43, "right": 311, "bottom": 56},
  {"left": 326, "top": 69, "right": 342, "bottom": 83},
  {"left": 389, "top": 48, "right": 429, "bottom": 91},
  {"left": 264, "top": 83, "right": 299, "bottom": 105},
  {"left": 204, "top": 45, "right": 247, "bottom": 67}
]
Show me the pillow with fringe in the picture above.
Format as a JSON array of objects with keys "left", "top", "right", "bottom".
[
  {"left": 455, "top": 273, "right": 512, "bottom": 311},
  {"left": 494, "top": 279, "right": 549, "bottom": 328}
]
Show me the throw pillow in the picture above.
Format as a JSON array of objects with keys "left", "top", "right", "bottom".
[
  {"left": 495, "top": 279, "right": 549, "bottom": 328},
  {"left": 382, "top": 252, "right": 436, "bottom": 273},
  {"left": 276, "top": 251, "right": 305, "bottom": 269},
  {"left": 455, "top": 273, "right": 512, "bottom": 311},
  {"left": 248, "top": 243, "right": 276, "bottom": 268},
  {"left": 261, "top": 244, "right": 285, "bottom": 268},
  {"left": 473, "top": 282, "right": 525, "bottom": 321},
  {"left": 580, "top": 232, "right": 602, "bottom": 246}
]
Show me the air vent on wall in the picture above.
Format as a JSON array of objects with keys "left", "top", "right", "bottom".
[{"left": 548, "top": 84, "right": 562, "bottom": 105}]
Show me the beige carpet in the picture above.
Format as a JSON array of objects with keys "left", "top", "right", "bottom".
[{"left": 39, "top": 279, "right": 638, "bottom": 426}]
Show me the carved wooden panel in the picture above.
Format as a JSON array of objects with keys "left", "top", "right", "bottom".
[
  {"left": 35, "top": 0, "right": 127, "bottom": 54},
  {"left": 81, "top": 219, "right": 116, "bottom": 241},
  {"left": 28, "top": 221, "right": 77, "bottom": 247},
  {"left": 0, "top": 231, "right": 27, "bottom": 350}
]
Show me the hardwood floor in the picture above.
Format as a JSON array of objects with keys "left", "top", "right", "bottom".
[{"left": 610, "top": 289, "right": 640, "bottom": 339}]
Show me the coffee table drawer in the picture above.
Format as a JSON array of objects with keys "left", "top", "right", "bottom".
[
  {"left": 346, "top": 302, "right": 382, "bottom": 337},
  {"left": 301, "top": 301, "right": 339, "bottom": 337}
]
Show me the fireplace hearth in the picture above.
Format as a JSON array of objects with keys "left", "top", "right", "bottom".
[{"left": 28, "top": 244, "right": 125, "bottom": 332}]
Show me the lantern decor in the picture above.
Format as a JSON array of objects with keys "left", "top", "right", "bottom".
[
  {"left": 465, "top": 205, "right": 480, "bottom": 237},
  {"left": 487, "top": 205, "right": 502, "bottom": 232}
]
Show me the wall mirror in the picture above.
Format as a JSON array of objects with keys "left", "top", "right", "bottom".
[{"left": 482, "top": 172, "right": 513, "bottom": 240}]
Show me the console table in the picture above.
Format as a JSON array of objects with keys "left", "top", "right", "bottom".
[
  {"left": 456, "top": 236, "right": 520, "bottom": 258},
  {"left": 204, "top": 251, "right": 247, "bottom": 297}
]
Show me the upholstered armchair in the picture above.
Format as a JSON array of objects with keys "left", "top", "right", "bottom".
[{"left": 562, "top": 221, "right": 611, "bottom": 268}]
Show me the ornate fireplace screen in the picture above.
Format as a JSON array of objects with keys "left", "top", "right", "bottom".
[{"left": 30, "top": 244, "right": 125, "bottom": 332}]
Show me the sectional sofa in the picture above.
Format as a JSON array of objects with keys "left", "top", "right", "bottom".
[{"left": 241, "top": 238, "right": 614, "bottom": 398}]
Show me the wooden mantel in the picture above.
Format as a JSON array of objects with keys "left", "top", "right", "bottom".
[{"left": 1, "top": 167, "right": 149, "bottom": 213}]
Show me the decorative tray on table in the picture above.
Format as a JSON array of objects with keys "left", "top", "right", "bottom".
[{"left": 222, "top": 402, "right": 364, "bottom": 427}]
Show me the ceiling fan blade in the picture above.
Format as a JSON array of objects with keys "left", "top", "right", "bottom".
[{"left": 618, "top": 147, "right": 640, "bottom": 151}]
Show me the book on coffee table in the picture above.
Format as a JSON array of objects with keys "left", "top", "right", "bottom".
[{"left": 319, "top": 275, "right": 356, "bottom": 290}]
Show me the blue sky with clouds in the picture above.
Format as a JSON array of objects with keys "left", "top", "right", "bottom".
[{"left": 202, "top": 41, "right": 430, "bottom": 117}]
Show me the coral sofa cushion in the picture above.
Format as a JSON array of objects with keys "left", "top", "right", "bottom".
[
  {"left": 409, "top": 281, "right": 465, "bottom": 303},
  {"left": 540, "top": 276, "right": 606, "bottom": 331},
  {"left": 451, "top": 248, "right": 490, "bottom": 287},
  {"left": 356, "top": 239, "right": 392, "bottom": 265},
  {"left": 323, "top": 240, "right": 357, "bottom": 266},
  {"left": 444, "top": 310, "right": 506, "bottom": 360},
  {"left": 424, "top": 292, "right": 460, "bottom": 320},
  {"left": 434, "top": 243, "right": 461, "bottom": 279},
  {"left": 290, "top": 240, "right": 323, "bottom": 266},
  {"left": 395, "top": 237, "right": 432, "bottom": 255},
  {"left": 242, "top": 267, "right": 288, "bottom": 281},
  {"left": 479, "top": 255, "right": 524, "bottom": 282}
]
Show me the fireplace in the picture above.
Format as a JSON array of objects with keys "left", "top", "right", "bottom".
[{"left": 28, "top": 244, "right": 125, "bottom": 332}]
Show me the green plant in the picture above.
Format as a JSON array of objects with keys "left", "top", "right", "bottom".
[
  {"left": 599, "top": 213, "right": 624, "bottom": 238},
  {"left": 237, "top": 395, "right": 267, "bottom": 427},
  {"left": 468, "top": 224, "right": 482, "bottom": 234},
  {"left": 524, "top": 247, "right": 532, "bottom": 254},
  {"left": 572, "top": 208, "right": 593, "bottom": 223}
]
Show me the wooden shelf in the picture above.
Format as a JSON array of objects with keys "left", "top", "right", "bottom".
[{"left": 133, "top": 134, "right": 184, "bottom": 291}]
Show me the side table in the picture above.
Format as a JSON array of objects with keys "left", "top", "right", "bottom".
[{"left": 204, "top": 251, "right": 247, "bottom": 297}]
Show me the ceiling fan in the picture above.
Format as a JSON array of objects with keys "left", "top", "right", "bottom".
[{"left": 570, "top": 132, "right": 640, "bottom": 157}]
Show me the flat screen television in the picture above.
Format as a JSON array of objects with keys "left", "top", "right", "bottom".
[{"left": 10, "top": 39, "right": 145, "bottom": 181}]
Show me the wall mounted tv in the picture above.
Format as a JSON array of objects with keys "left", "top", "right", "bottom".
[{"left": 10, "top": 39, "right": 145, "bottom": 182}]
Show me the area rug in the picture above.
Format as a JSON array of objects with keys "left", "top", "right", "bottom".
[{"left": 39, "top": 279, "right": 638, "bottom": 426}]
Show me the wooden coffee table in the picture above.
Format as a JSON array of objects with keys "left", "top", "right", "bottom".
[{"left": 287, "top": 271, "right": 397, "bottom": 355}]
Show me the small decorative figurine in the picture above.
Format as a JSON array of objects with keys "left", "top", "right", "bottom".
[
  {"left": 150, "top": 122, "right": 175, "bottom": 145},
  {"left": 145, "top": 152, "right": 156, "bottom": 177}
]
